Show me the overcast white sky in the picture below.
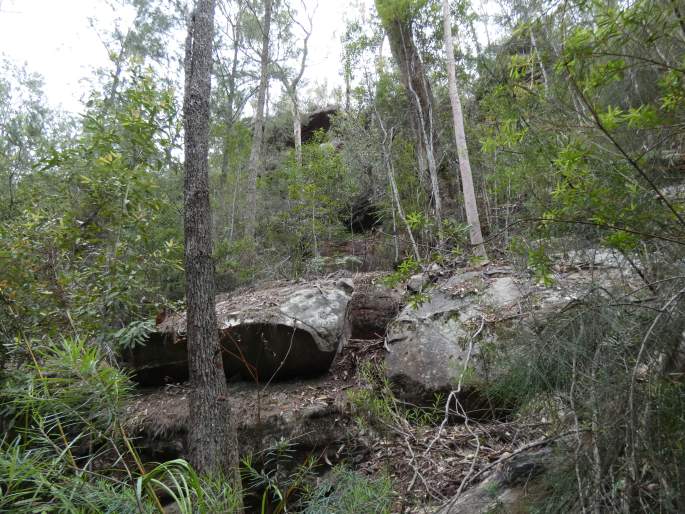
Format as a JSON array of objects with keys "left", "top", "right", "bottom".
[
  {"left": 0, "top": 0, "right": 374, "bottom": 113},
  {"left": 0, "top": 0, "right": 498, "bottom": 113}
]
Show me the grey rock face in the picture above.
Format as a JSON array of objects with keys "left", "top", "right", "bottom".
[
  {"left": 385, "top": 255, "right": 641, "bottom": 415},
  {"left": 407, "top": 273, "right": 430, "bottom": 293},
  {"left": 386, "top": 272, "right": 524, "bottom": 414},
  {"left": 348, "top": 282, "right": 403, "bottom": 339},
  {"left": 438, "top": 448, "right": 553, "bottom": 514},
  {"left": 125, "top": 378, "right": 356, "bottom": 465},
  {"left": 127, "top": 279, "right": 353, "bottom": 385}
]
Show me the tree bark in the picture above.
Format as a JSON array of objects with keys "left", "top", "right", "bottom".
[
  {"left": 183, "top": 0, "right": 242, "bottom": 496},
  {"left": 442, "top": 0, "right": 487, "bottom": 259},
  {"left": 378, "top": 8, "right": 443, "bottom": 239},
  {"left": 245, "top": 0, "right": 272, "bottom": 242},
  {"left": 291, "top": 92, "right": 302, "bottom": 166},
  {"left": 219, "top": 13, "right": 242, "bottom": 185}
]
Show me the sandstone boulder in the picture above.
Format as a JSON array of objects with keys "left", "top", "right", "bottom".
[
  {"left": 124, "top": 378, "right": 357, "bottom": 465},
  {"left": 126, "top": 279, "right": 353, "bottom": 386},
  {"left": 385, "top": 270, "right": 524, "bottom": 415},
  {"left": 348, "top": 281, "right": 403, "bottom": 339},
  {"left": 385, "top": 254, "right": 642, "bottom": 415}
]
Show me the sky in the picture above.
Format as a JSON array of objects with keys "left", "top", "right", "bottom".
[
  {"left": 0, "top": 0, "right": 113, "bottom": 111},
  {"left": 0, "top": 0, "right": 373, "bottom": 113}
]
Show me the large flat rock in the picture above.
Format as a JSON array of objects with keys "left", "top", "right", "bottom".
[
  {"left": 124, "top": 378, "right": 357, "bottom": 464},
  {"left": 385, "top": 253, "right": 643, "bottom": 415},
  {"left": 125, "top": 279, "right": 354, "bottom": 386}
]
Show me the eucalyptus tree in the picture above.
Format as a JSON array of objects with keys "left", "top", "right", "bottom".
[
  {"left": 245, "top": 0, "right": 273, "bottom": 243},
  {"left": 183, "top": 0, "right": 242, "bottom": 494},
  {"left": 0, "top": 60, "right": 54, "bottom": 220},
  {"left": 94, "top": 0, "right": 182, "bottom": 110},
  {"left": 215, "top": 0, "right": 253, "bottom": 183},
  {"left": 441, "top": 0, "right": 487, "bottom": 259},
  {"left": 212, "top": 0, "right": 257, "bottom": 245},
  {"left": 272, "top": 0, "right": 316, "bottom": 167},
  {"left": 374, "top": 0, "right": 443, "bottom": 238}
]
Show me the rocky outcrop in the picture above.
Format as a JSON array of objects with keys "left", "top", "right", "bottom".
[
  {"left": 348, "top": 279, "right": 403, "bottom": 339},
  {"left": 125, "top": 377, "right": 358, "bottom": 464},
  {"left": 385, "top": 250, "right": 643, "bottom": 415},
  {"left": 301, "top": 105, "right": 338, "bottom": 143},
  {"left": 126, "top": 279, "right": 354, "bottom": 386},
  {"left": 386, "top": 270, "right": 523, "bottom": 416},
  {"left": 437, "top": 447, "right": 553, "bottom": 514}
]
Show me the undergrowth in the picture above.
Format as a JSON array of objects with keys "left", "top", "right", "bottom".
[
  {"left": 348, "top": 361, "right": 444, "bottom": 431},
  {"left": 484, "top": 283, "right": 685, "bottom": 512},
  {"left": 0, "top": 337, "right": 397, "bottom": 513}
]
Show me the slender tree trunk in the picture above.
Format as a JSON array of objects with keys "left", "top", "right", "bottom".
[
  {"left": 228, "top": 165, "right": 241, "bottom": 242},
  {"left": 376, "top": 111, "right": 421, "bottom": 262},
  {"left": 276, "top": 3, "right": 312, "bottom": 169},
  {"left": 183, "top": 0, "right": 242, "bottom": 497},
  {"left": 380, "top": 12, "right": 443, "bottom": 240},
  {"left": 245, "top": 0, "right": 272, "bottom": 242},
  {"left": 344, "top": 59, "right": 352, "bottom": 111},
  {"left": 220, "top": 18, "right": 242, "bottom": 185},
  {"left": 442, "top": 0, "right": 487, "bottom": 259},
  {"left": 291, "top": 91, "right": 302, "bottom": 167},
  {"left": 529, "top": 25, "right": 548, "bottom": 93}
]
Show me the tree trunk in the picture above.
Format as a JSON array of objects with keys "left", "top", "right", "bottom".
[
  {"left": 219, "top": 16, "right": 242, "bottom": 185},
  {"left": 275, "top": 2, "right": 312, "bottom": 170},
  {"left": 442, "top": 0, "right": 487, "bottom": 259},
  {"left": 291, "top": 91, "right": 302, "bottom": 167},
  {"left": 375, "top": 109, "right": 421, "bottom": 262},
  {"left": 183, "top": 0, "right": 242, "bottom": 497},
  {"left": 380, "top": 12, "right": 443, "bottom": 239},
  {"left": 245, "top": 0, "right": 272, "bottom": 242}
]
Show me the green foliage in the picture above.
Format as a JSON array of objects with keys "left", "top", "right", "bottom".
[
  {"left": 442, "top": 218, "right": 471, "bottom": 253},
  {"left": 243, "top": 440, "right": 320, "bottom": 513},
  {"left": 348, "top": 362, "right": 444, "bottom": 429},
  {"left": 382, "top": 256, "right": 421, "bottom": 287},
  {"left": 375, "top": 0, "right": 428, "bottom": 26},
  {"left": 0, "top": 439, "right": 149, "bottom": 514},
  {"left": 527, "top": 245, "right": 554, "bottom": 286},
  {"left": 0, "top": 335, "right": 245, "bottom": 514},
  {"left": 0, "top": 64, "right": 183, "bottom": 346},
  {"left": 302, "top": 465, "right": 395, "bottom": 514},
  {"left": 0, "top": 337, "right": 158, "bottom": 513},
  {"left": 114, "top": 319, "right": 156, "bottom": 350},
  {"left": 0, "top": 59, "right": 59, "bottom": 222},
  {"left": 256, "top": 128, "right": 359, "bottom": 275},
  {"left": 240, "top": 436, "right": 395, "bottom": 514},
  {"left": 407, "top": 291, "right": 429, "bottom": 309},
  {"left": 476, "top": 0, "right": 685, "bottom": 255},
  {"left": 406, "top": 211, "right": 426, "bottom": 231},
  {"left": 485, "top": 289, "right": 685, "bottom": 512},
  {"left": 2, "top": 337, "right": 133, "bottom": 444},
  {"left": 137, "top": 459, "right": 242, "bottom": 514}
]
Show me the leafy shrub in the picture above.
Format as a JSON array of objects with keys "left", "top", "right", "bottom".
[
  {"left": 382, "top": 256, "right": 421, "bottom": 287},
  {"left": 302, "top": 465, "right": 394, "bottom": 514},
  {"left": 485, "top": 286, "right": 685, "bottom": 512}
]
